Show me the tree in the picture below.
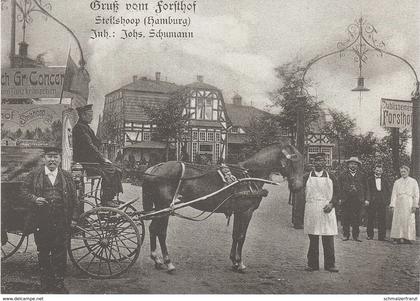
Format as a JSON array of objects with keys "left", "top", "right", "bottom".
[
  {"left": 322, "top": 108, "right": 356, "bottom": 163},
  {"left": 270, "top": 60, "right": 323, "bottom": 141},
  {"left": 142, "top": 89, "right": 190, "bottom": 161},
  {"left": 244, "top": 114, "right": 281, "bottom": 155}
]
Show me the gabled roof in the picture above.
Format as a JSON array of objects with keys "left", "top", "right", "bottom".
[
  {"left": 107, "top": 78, "right": 180, "bottom": 96},
  {"left": 225, "top": 103, "right": 271, "bottom": 129},
  {"left": 185, "top": 81, "right": 219, "bottom": 90}
]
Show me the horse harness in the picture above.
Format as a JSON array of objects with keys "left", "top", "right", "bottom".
[{"left": 168, "top": 162, "right": 269, "bottom": 221}]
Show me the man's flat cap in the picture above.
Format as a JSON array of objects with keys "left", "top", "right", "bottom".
[{"left": 76, "top": 104, "right": 93, "bottom": 114}]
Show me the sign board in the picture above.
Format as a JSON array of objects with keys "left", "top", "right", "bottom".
[
  {"left": 1, "top": 104, "right": 75, "bottom": 181},
  {"left": 380, "top": 98, "right": 412, "bottom": 130},
  {"left": 1, "top": 67, "right": 66, "bottom": 99}
]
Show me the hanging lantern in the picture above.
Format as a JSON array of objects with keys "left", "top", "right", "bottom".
[{"left": 351, "top": 77, "right": 370, "bottom": 92}]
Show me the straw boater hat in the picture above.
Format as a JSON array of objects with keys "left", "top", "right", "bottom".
[{"left": 346, "top": 156, "right": 362, "bottom": 165}]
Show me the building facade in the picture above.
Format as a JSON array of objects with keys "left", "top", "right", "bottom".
[{"left": 99, "top": 73, "right": 231, "bottom": 165}]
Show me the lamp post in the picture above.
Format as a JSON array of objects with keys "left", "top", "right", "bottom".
[
  {"left": 9, "top": 0, "right": 87, "bottom": 68},
  {"left": 299, "top": 17, "right": 419, "bottom": 181},
  {"left": 293, "top": 17, "right": 419, "bottom": 233}
]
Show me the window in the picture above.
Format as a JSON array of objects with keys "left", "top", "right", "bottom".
[
  {"left": 207, "top": 132, "right": 214, "bottom": 142},
  {"left": 215, "top": 143, "right": 220, "bottom": 162},
  {"left": 199, "top": 131, "right": 206, "bottom": 141},
  {"left": 192, "top": 142, "right": 198, "bottom": 162},
  {"left": 125, "top": 122, "right": 132, "bottom": 128},
  {"left": 143, "top": 131, "right": 151, "bottom": 141},
  {"left": 196, "top": 98, "right": 213, "bottom": 120},
  {"left": 215, "top": 132, "right": 221, "bottom": 142},
  {"left": 192, "top": 131, "right": 198, "bottom": 141}
]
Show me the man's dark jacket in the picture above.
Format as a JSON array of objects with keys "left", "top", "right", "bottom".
[
  {"left": 366, "top": 174, "right": 391, "bottom": 205},
  {"left": 21, "top": 166, "right": 78, "bottom": 232},
  {"left": 338, "top": 170, "right": 367, "bottom": 203},
  {"left": 72, "top": 120, "right": 105, "bottom": 164}
]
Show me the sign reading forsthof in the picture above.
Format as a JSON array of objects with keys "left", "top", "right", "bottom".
[
  {"left": 1, "top": 67, "right": 66, "bottom": 99},
  {"left": 380, "top": 98, "right": 412, "bottom": 130}
]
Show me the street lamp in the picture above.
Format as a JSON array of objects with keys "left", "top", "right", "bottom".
[
  {"left": 291, "top": 17, "right": 419, "bottom": 230},
  {"left": 10, "top": 0, "right": 87, "bottom": 68},
  {"left": 299, "top": 17, "right": 419, "bottom": 181}
]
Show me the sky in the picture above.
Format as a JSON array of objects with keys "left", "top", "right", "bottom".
[{"left": 1, "top": 0, "right": 419, "bottom": 135}]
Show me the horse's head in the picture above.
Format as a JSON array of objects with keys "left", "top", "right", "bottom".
[{"left": 276, "top": 144, "right": 304, "bottom": 192}]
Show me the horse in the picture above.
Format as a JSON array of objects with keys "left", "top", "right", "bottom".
[{"left": 142, "top": 141, "right": 304, "bottom": 272}]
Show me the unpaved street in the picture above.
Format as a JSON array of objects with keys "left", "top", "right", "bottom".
[{"left": 2, "top": 183, "right": 419, "bottom": 294}]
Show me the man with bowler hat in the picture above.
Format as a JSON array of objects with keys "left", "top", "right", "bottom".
[
  {"left": 303, "top": 152, "right": 339, "bottom": 272},
  {"left": 365, "top": 163, "right": 391, "bottom": 241},
  {"left": 72, "top": 104, "right": 123, "bottom": 207},
  {"left": 338, "top": 156, "right": 367, "bottom": 242},
  {"left": 21, "top": 146, "right": 78, "bottom": 293}
]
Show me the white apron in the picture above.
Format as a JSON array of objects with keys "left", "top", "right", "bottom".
[
  {"left": 304, "top": 171, "right": 338, "bottom": 235},
  {"left": 390, "top": 177, "right": 419, "bottom": 241}
]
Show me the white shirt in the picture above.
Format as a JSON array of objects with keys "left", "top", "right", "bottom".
[
  {"left": 375, "top": 177, "right": 381, "bottom": 191},
  {"left": 314, "top": 170, "right": 323, "bottom": 177},
  {"left": 44, "top": 166, "right": 58, "bottom": 185}
]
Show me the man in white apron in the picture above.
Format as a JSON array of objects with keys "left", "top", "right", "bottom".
[{"left": 304, "top": 153, "right": 339, "bottom": 272}]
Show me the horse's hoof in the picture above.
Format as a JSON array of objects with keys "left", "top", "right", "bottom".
[
  {"left": 166, "top": 263, "right": 176, "bottom": 273},
  {"left": 237, "top": 263, "right": 246, "bottom": 273},
  {"left": 151, "top": 253, "right": 164, "bottom": 270}
]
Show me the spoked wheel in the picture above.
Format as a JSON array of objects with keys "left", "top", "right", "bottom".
[
  {"left": 1, "top": 230, "right": 26, "bottom": 260},
  {"left": 68, "top": 207, "right": 142, "bottom": 279},
  {"left": 119, "top": 202, "right": 145, "bottom": 246}
]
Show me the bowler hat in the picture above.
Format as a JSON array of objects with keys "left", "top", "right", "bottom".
[
  {"left": 346, "top": 156, "right": 362, "bottom": 165},
  {"left": 43, "top": 145, "right": 62, "bottom": 154},
  {"left": 76, "top": 104, "right": 93, "bottom": 115}
]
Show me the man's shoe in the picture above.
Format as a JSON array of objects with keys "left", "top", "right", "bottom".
[
  {"left": 293, "top": 224, "right": 304, "bottom": 229},
  {"left": 54, "top": 280, "right": 69, "bottom": 294},
  {"left": 378, "top": 238, "right": 387, "bottom": 241},
  {"left": 304, "top": 266, "right": 319, "bottom": 272},
  {"left": 353, "top": 238, "right": 362, "bottom": 242},
  {"left": 325, "top": 266, "right": 339, "bottom": 273},
  {"left": 342, "top": 237, "right": 350, "bottom": 241},
  {"left": 366, "top": 236, "right": 373, "bottom": 240}
]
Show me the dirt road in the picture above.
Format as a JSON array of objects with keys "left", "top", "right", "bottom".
[{"left": 2, "top": 183, "right": 419, "bottom": 294}]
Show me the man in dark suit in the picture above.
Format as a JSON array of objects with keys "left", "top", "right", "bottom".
[
  {"left": 338, "top": 157, "right": 367, "bottom": 242},
  {"left": 21, "top": 146, "right": 78, "bottom": 293},
  {"left": 365, "top": 164, "right": 391, "bottom": 241},
  {"left": 72, "top": 104, "right": 123, "bottom": 207}
]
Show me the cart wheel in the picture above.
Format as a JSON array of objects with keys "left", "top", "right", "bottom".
[
  {"left": 119, "top": 203, "right": 145, "bottom": 244},
  {"left": 1, "top": 231, "right": 26, "bottom": 260},
  {"left": 68, "top": 207, "right": 141, "bottom": 279}
]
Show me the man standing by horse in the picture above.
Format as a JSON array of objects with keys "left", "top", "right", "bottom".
[
  {"left": 303, "top": 152, "right": 339, "bottom": 272},
  {"left": 21, "top": 146, "right": 78, "bottom": 293},
  {"left": 72, "top": 104, "right": 123, "bottom": 207}
]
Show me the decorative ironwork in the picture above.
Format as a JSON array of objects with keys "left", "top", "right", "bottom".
[
  {"left": 300, "top": 16, "right": 419, "bottom": 99},
  {"left": 15, "top": 0, "right": 51, "bottom": 42}
]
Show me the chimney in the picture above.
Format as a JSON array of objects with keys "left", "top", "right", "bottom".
[
  {"left": 133, "top": 75, "right": 138, "bottom": 82},
  {"left": 197, "top": 75, "right": 203, "bottom": 83},
  {"left": 155, "top": 72, "right": 161, "bottom": 81},
  {"left": 18, "top": 41, "right": 28, "bottom": 57},
  {"left": 232, "top": 94, "right": 242, "bottom": 106}
]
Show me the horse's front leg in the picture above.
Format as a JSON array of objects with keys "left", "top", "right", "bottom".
[{"left": 231, "top": 208, "right": 254, "bottom": 272}]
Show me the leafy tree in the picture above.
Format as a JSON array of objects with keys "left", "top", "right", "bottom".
[
  {"left": 244, "top": 114, "right": 281, "bottom": 155},
  {"left": 322, "top": 109, "right": 356, "bottom": 163},
  {"left": 270, "top": 60, "right": 323, "bottom": 140},
  {"left": 142, "top": 89, "right": 190, "bottom": 161}
]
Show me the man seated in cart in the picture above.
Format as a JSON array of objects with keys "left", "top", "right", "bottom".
[
  {"left": 72, "top": 104, "right": 123, "bottom": 207},
  {"left": 21, "top": 145, "right": 78, "bottom": 294}
]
